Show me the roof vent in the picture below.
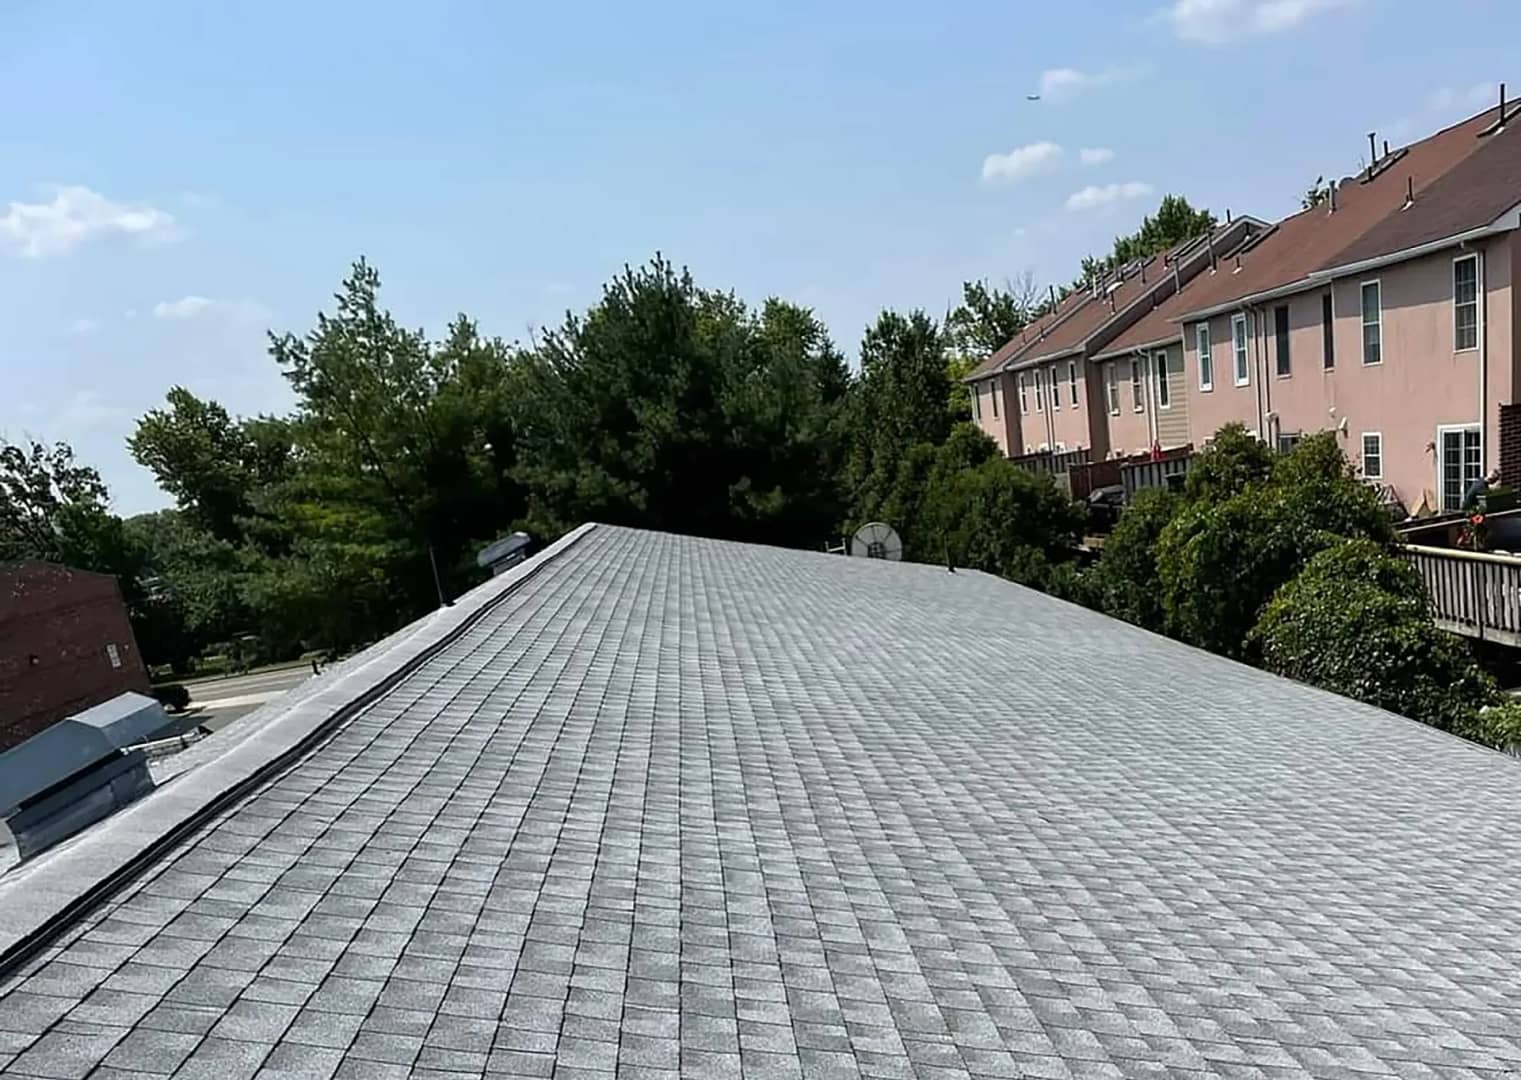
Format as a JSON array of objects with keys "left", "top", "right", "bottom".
[
  {"left": 1402, "top": 175, "right": 1415, "bottom": 210},
  {"left": 1233, "top": 255, "right": 1243, "bottom": 273},
  {"left": 1480, "top": 82, "right": 1519, "bottom": 136}
]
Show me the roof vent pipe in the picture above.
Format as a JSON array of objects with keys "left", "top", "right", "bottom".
[
  {"left": 1366, "top": 132, "right": 1376, "bottom": 179},
  {"left": 1048, "top": 284, "right": 1057, "bottom": 309},
  {"left": 1206, "top": 232, "right": 1216, "bottom": 272},
  {"left": 1383, "top": 139, "right": 1390, "bottom": 158},
  {"left": 1226, "top": 208, "right": 1232, "bottom": 223},
  {"left": 1503, "top": 82, "right": 1509, "bottom": 127},
  {"left": 1404, "top": 175, "right": 1414, "bottom": 209},
  {"left": 1328, "top": 180, "right": 1337, "bottom": 214}
]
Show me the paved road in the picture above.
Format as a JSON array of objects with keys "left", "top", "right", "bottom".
[{"left": 181, "top": 665, "right": 315, "bottom": 730}]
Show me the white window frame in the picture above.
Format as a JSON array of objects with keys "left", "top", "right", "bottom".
[
  {"left": 1197, "top": 323, "right": 1213, "bottom": 391},
  {"left": 1436, "top": 423, "right": 1483, "bottom": 513},
  {"left": 1130, "top": 356, "right": 1146, "bottom": 413},
  {"left": 1034, "top": 368, "right": 1045, "bottom": 411},
  {"left": 1104, "top": 363, "right": 1120, "bottom": 415},
  {"left": 1361, "top": 279, "right": 1383, "bottom": 366},
  {"left": 1454, "top": 254, "right": 1478, "bottom": 353},
  {"left": 1049, "top": 365, "right": 1061, "bottom": 410},
  {"left": 1068, "top": 360, "right": 1079, "bottom": 406},
  {"left": 1232, "top": 313, "right": 1249, "bottom": 386},
  {"left": 1154, "top": 350, "right": 1171, "bottom": 410},
  {"left": 1017, "top": 373, "right": 1028, "bottom": 414},
  {"left": 1361, "top": 432, "right": 1383, "bottom": 479}
]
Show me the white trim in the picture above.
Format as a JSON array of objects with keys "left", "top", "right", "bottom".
[
  {"left": 1049, "top": 364, "right": 1061, "bottom": 411},
  {"left": 1067, "top": 360, "right": 1079, "bottom": 407},
  {"left": 1017, "top": 372, "right": 1028, "bottom": 414},
  {"left": 1360, "top": 279, "right": 1383, "bottom": 366},
  {"left": 1231, "top": 313, "right": 1249, "bottom": 386},
  {"left": 1196, "top": 323, "right": 1213, "bottom": 392},
  {"left": 1453, "top": 252, "right": 1479, "bottom": 353},
  {"left": 1360, "top": 431, "right": 1383, "bottom": 479},
  {"left": 1104, "top": 362, "right": 1120, "bottom": 415},
  {"left": 1312, "top": 203, "right": 1521, "bottom": 280},
  {"left": 1154, "top": 349, "right": 1171, "bottom": 410},
  {"left": 1130, "top": 356, "right": 1145, "bottom": 413}
]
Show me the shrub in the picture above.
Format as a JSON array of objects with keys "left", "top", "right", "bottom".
[
  {"left": 1091, "top": 487, "right": 1181, "bottom": 631},
  {"left": 923, "top": 458, "right": 1084, "bottom": 583},
  {"left": 1157, "top": 434, "right": 1395, "bottom": 656},
  {"left": 152, "top": 683, "right": 192, "bottom": 713},
  {"left": 1250, "top": 539, "right": 1495, "bottom": 733},
  {"left": 1184, "top": 422, "right": 1274, "bottom": 502}
]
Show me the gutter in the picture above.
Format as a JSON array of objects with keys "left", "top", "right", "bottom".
[{"left": 1093, "top": 330, "right": 1183, "bottom": 364}]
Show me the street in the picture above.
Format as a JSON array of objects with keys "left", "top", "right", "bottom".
[{"left": 180, "top": 665, "right": 314, "bottom": 731}]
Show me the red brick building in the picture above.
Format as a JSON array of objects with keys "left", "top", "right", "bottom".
[{"left": 0, "top": 563, "right": 150, "bottom": 752}]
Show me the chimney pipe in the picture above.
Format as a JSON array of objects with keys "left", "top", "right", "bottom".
[
  {"left": 1328, "top": 180, "right": 1337, "bottom": 214},
  {"left": 1383, "top": 139, "right": 1390, "bottom": 158},
  {"left": 1366, "top": 132, "right": 1377, "bottom": 178},
  {"left": 1207, "top": 232, "right": 1216, "bottom": 271},
  {"left": 1503, "top": 82, "right": 1509, "bottom": 124},
  {"left": 1048, "top": 284, "right": 1057, "bottom": 309},
  {"left": 1226, "top": 208, "right": 1232, "bottom": 223},
  {"left": 1404, "top": 175, "right": 1414, "bottom": 208}
]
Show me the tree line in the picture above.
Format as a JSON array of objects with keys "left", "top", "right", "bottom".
[{"left": 29, "top": 188, "right": 1507, "bottom": 750}]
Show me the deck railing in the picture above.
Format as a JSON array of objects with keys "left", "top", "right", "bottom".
[{"left": 1405, "top": 543, "right": 1521, "bottom": 647}]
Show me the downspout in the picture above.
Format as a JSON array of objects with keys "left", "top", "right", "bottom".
[
  {"left": 1247, "top": 306, "right": 1264, "bottom": 440},
  {"left": 1479, "top": 244, "right": 1489, "bottom": 475}
]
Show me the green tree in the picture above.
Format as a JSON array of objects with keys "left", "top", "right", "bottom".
[
  {"left": 1250, "top": 539, "right": 1495, "bottom": 733},
  {"left": 921, "top": 458, "right": 1084, "bottom": 584},
  {"left": 847, "top": 309, "right": 953, "bottom": 524},
  {"left": 1183, "top": 422, "right": 1275, "bottom": 502},
  {"left": 946, "top": 276, "right": 1040, "bottom": 357},
  {"left": 1157, "top": 432, "right": 1394, "bottom": 656},
  {"left": 1080, "top": 194, "right": 1217, "bottom": 283},
  {"left": 128, "top": 388, "right": 292, "bottom": 543},
  {"left": 1090, "top": 487, "right": 1181, "bottom": 631},
  {"left": 515, "top": 256, "right": 848, "bottom": 546},
  {"left": 1302, "top": 175, "right": 1331, "bottom": 210}
]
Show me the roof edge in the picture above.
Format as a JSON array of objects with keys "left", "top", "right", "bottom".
[
  {"left": 1311, "top": 202, "right": 1521, "bottom": 281},
  {"left": 0, "top": 522, "right": 602, "bottom": 978},
  {"left": 1092, "top": 329, "right": 1185, "bottom": 361}
]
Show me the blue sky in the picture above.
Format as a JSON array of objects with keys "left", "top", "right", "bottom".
[{"left": 1, "top": 0, "right": 1515, "bottom": 514}]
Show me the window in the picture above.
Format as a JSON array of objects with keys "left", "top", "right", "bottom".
[
  {"left": 1232, "top": 313, "right": 1249, "bottom": 385},
  {"left": 1322, "top": 293, "right": 1335, "bottom": 369},
  {"left": 1068, "top": 361, "right": 1079, "bottom": 406},
  {"left": 1154, "top": 351, "right": 1170, "bottom": 409},
  {"left": 990, "top": 381, "right": 998, "bottom": 418},
  {"left": 1276, "top": 432, "right": 1301, "bottom": 454},
  {"left": 1361, "top": 280, "right": 1382, "bottom": 364},
  {"left": 1018, "top": 373, "right": 1028, "bottom": 414},
  {"left": 1361, "top": 432, "right": 1383, "bottom": 479},
  {"left": 1197, "top": 324, "right": 1213, "bottom": 391},
  {"left": 1034, "top": 368, "right": 1045, "bottom": 411},
  {"left": 1274, "top": 305, "right": 1291, "bottom": 376},
  {"left": 972, "top": 384, "right": 982, "bottom": 420},
  {"left": 1049, "top": 366, "right": 1061, "bottom": 410},
  {"left": 1439, "top": 426, "right": 1482, "bottom": 512},
  {"left": 1455, "top": 255, "right": 1478, "bottom": 351},
  {"left": 1131, "top": 357, "right": 1146, "bottom": 412},
  {"left": 1104, "top": 364, "right": 1120, "bottom": 414}
]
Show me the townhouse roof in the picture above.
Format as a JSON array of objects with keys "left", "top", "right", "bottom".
[
  {"left": 1321, "top": 107, "right": 1521, "bottom": 273},
  {"left": 1174, "top": 103, "right": 1505, "bottom": 321},
  {"left": 967, "top": 223, "right": 1254, "bottom": 381},
  {"left": 10, "top": 523, "right": 1521, "bottom": 1076},
  {"left": 1091, "top": 282, "right": 1193, "bottom": 358}
]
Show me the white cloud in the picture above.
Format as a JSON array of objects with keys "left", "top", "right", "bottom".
[
  {"left": 982, "top": 141, "right": 1065, "bottom": 184},
  {"left": 1066, "top": 181, "right": 1155, "bottom": 212},
  {"left": 0, "top": 185, "right": 174, "bottom": 257},
  {"left": 1079, "top": 147, "right": 1116, "bottom": 165},
  {"left": 66, "top": 317, "right": 99, "bottom": 336},
  {"left": 1038, "top": 66, "right": 1145, "bottom": 101},
  {"left": 152, "top": 295, "right": 269, "bottom": 322},
  {"left": 1159, "top": 0, "right": 1354, "bottom": 44}
]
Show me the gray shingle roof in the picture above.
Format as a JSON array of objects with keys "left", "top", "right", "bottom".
[{"left": 4, "top": 524, "right": 1521, "bottom": 1078}]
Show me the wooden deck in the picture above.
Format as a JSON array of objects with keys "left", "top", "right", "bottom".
[{"left": 1406, "top": 543, "right": 1521, "bottom": 647}]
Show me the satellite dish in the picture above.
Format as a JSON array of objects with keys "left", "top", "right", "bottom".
[{"left": 850, "top": 521, "right": 903, "bottom": 561}]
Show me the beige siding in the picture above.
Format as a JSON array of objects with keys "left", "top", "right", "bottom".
[{"left": 1154, "top": 341, "right": 1189, "bottom": 448}]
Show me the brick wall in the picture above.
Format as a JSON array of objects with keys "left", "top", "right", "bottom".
[
  {"left": 1501, "top": 403, "right": 1521, "bottom": 488},
  {"left": 0, "top": 563, "right": 150, "bottom": 752}
]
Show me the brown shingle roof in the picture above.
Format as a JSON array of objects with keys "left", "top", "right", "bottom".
[
  {"left": 1092, "top": 279, "right": 1196, "bottom": 358},
  {"left": 1173, "top": 105, "right": 1501, "bottom": 320},
  {"left": 1321, "top": 114, "right": 1521, "bottom": 270},
  {"left": 965, "top": 287, "right": 1092, "bottom": 380}
]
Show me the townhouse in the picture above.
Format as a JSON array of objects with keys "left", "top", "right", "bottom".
[
  {"left": 966, "top": 215, "right": 1264, "bottom": 457},
  {"left": 970, "top": 93, "right": 1521, "bottom": 516}
]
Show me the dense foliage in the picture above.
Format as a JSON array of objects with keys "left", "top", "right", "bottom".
[{"left": 1250, "top": 539, "right": 1495, "bottom": 733}]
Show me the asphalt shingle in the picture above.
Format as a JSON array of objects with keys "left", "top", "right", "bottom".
[{"left": 5, "top": 525, "right": 1521, "bottom": 1078}]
